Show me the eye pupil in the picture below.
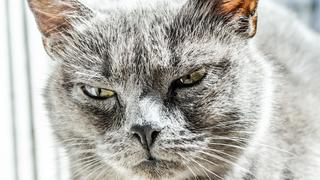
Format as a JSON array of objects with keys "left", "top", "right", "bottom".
[{"left": 97, "top": 88, "right": 102, "bottom": 95}]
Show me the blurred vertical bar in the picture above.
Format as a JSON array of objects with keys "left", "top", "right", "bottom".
[
  {"left": 310, "top": 0, "right": 317, "bottom": 30},
  {"left": 313, "top": 0, "right": 320, "bottom": 31},
  {"left": 4, "top": 0, "right": 19, "bottom": 179},
  {"left": 21, "top": 0, "right": 39, "bottom": 179},
  {"left": 25, "top": 0, "right": 65, "bottom": 178}
]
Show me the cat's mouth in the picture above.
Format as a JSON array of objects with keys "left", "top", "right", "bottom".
[
  {"left": 133, "top": 156, "right": 167, "bottom": 168},
  {"left": 136, "top": 158, "right": 159, "bottom": 167},
  {"left": 132, "top": 158, "right": 184, "bottom": 178}
]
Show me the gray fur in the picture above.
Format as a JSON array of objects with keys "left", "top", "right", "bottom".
[{"left": 29, "top": 0, "right": 320, "bottom": 179}]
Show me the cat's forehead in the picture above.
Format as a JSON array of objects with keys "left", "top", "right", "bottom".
[
  {"left": 62, "top": 3, "right": 233, "bottom": 82},
  {"left": 104, "top": 9, "right": 174, "bottom": 68},
  {"left": 85, "top": 9, "right": 228, "bottom": 66}
]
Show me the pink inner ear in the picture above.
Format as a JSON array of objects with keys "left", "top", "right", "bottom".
[
  {"left": 220, "top": 0, "right": 243, "bottom": 13},
  {"left": 36, "top": 12, "right": 68, "bottom": 37},
  {"left": 220, "top": 0, "right": 258, "bottom": 16},
  {"left": 29, "top": 0, "right": 79, "bottom": 37},
  {"left": 218, "top": 0, "right": 259, "bottom": 38}
]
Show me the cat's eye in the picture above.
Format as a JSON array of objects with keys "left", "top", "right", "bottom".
[
  {"left": 177, "top": 68, "right": 206, "bottom": 86},
  {"left": 81, "top": 85, "right": 115, "bottom": 100}
]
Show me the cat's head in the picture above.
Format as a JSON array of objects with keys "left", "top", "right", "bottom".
[{"left": 29, "top": 0, "right": 272, "bottom": 179}]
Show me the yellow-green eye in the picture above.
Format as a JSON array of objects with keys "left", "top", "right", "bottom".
[
  {"left": 179, "top": 68, "right": 206, "bottom": 86},
  {"left": 81, "top": 85, "right": 115, "bottom": 100}
]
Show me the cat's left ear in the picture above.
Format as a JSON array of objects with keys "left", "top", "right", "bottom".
[
  {"left": 193, "top": 0, "right": 259, "bottom": 38},
  {"left": 27, "top": 0, "right": 92, "bottom": 38}
]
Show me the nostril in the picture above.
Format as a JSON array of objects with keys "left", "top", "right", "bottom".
[
  {"left": 132, "top": 132, "right": 142, "bottom": 144},
  {"left": 151, "top": 130, "right": 160, "bottom": 144}
]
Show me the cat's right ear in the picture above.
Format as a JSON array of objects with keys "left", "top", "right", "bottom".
[
  {"left": 27, "top": 0, "right": 92, "bottom": 38},
  {"left": 184, "top": 0, "right": 259, "bottom": 38}
]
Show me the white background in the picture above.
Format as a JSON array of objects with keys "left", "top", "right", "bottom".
[{"left": 1, "top": 0, "right": 68, "bottom": 179}]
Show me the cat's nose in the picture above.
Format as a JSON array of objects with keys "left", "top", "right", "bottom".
[{"left": 130, "top": 125, "right": 161, "bottom": 150}]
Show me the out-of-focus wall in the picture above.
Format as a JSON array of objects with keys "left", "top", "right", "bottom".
[
  {"left": 1, "top": 0, "right": 69, "bottom": 180},
  {"left": 280, "top": 0, "right": 320, "bottom": 31}
]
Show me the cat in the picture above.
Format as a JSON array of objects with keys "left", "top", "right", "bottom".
[{"left": 27, "top": 0, "right": 320, "bottom": 179}]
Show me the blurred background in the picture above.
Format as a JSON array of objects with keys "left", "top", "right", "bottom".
[{"left": 0, "top": 0, "right": 319, "bottom": 180}]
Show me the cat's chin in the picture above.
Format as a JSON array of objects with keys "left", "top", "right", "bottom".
[{"left": 131, "top": 158, "right": 185, "bottom": 179}]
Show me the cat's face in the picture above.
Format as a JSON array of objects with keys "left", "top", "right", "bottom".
[{"left": 30, "top": 0, "right": 271, "bottom": 179}]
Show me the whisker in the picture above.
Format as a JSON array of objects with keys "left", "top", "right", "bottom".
[
  {"left": 72, "top": 159, "right": 100, "bottom": 178},
  {"left": 173, "top": 151, "right": 200, "bottom": 180},
  {"left": 198, "top": 150, "right": 253, "bottom": 177},
  {"left": 207, "top": 142, "right": 247, "bottom": 150},
  {"left": 179, "top": 153, "right": 212, "bottom": 180},
  {"left": 200, "top": 147, "right": 239, "bottom": 160},
  {"left": 69, "top": 154, "right": 96, "bottom": 166},
  {"left": 188, "top": 154, "right": 223, "bottom": 180},
  {"left": 87, "top": 163, "right": 106, "bottom": 180},
  {"left": 207, "top": 136, "right": 296, "bottom": 156}
]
